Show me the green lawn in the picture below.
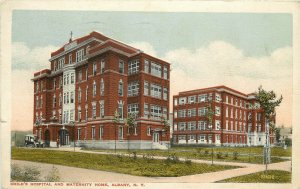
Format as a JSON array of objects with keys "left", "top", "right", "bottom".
[
  {"left": 83, "top": 146, "right": 290, "bottom": 164},
  {"left": 216, "top": 170, "right": 291, "bottom": 183},
  {"left": 12, "top": 148, "right": 238, "bottom": 177}
]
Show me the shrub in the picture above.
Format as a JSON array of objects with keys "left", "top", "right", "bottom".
[
  {"left": 217, "top": 152, "right": 223, "bottom": 159},
  {"left": 225, "top": 152, "right": 229, "bottom": 158},
  {"left": 132, "top": 151, "right": 137, "bottom": 160},
  {"left": 184, "top": 158, "right": 192, "bottom": 165},
  {"left": 165, "top": 153, "right": 180, "bottom": 164},
  {"left": 11, "top": 164, "right": 41, "bottom": 182},
  {"left": 204, "top": 150, "right": 209, "bottom": 155},
  {"left": 233, "top": 151, "right": 239, "bottom": 160},
  {"left": 44, "top": 166, "right": 60, "bottom": 182}
]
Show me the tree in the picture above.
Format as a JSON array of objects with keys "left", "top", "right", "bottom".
[
  {"left": 275, "top": 127, "right": 281, "bottom": 144},
  {"left": 126, "top": 113, "right": 136, "bottom": 151},
  {"left": 255, "top": 86, "right": 282, "bottom": 170},
  {"left": 205, "top": 96, "right": 215, "bottom": 165}
]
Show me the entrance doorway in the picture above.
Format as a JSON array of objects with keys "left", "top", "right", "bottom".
[
  {"left": 44, "top": 130, "right": 50, "bottom": 147},
  {"left": 153, "top": 132, "right": 159, "bottom": 143},
  {"left": 59, "top": 129, "right": 69, "bottom": 146}
]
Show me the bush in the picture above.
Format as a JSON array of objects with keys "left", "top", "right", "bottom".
[
  {"left": 11, "top": 164, "right": 41, "bottom": 182},
  {"left": 165, "top": 153, "right": 180, "bottom": 164},
  {"left": 225, "top": 152, "right": 229, "bottom": 158},
  {"left": 233, "top": 152, "right": 239, "bottom": 160},
  {"left": 204, "top": 150, "right": 209, "bottom": 155},
  {"left": 132, "top": 151, "right": 137, "bottom": 160},
  {"left": 217, "top": 152, "right": 223, "bottom": 159},
  {"left": 184, "top": 159, "right": 192, "bottom": 165},
  {"left": 44, "top": 166, "right": 60, "bottom": 182}
]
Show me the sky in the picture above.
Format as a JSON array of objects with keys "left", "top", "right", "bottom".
[{"left": 11, "top": 10, "right": 293, "bottom": 131}]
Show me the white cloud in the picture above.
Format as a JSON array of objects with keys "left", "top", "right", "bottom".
[
  {"left": 163, "top": 41, "right": 292, "bottom": 126},
  {"left": 129, "top": 41, "right": 158, "bottom": 57},
  {"left": 12, "top": 42, "right": 58, "bottom": 70}
]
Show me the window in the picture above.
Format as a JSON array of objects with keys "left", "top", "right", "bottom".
[
  {"left": 198, "top": 107, "right": 207, "bottom": 116},
  {"left": 76, "top": 49, "right": 84, "bottom": 62},
  {"left": 78, "top": 88, "right": 82, "bottom": 103},
  {"left": 150, "top": 105, "right": 162, "bottom": 120},
  {"left": 226, "top": 96, "right": 228, "bottom": 103},
  {"left": 150, "top": 62, "right": 162, "bottom": 77},
  {"left": 235, "top": 109, "right": 238, "bottom": 119},
  {"left": 85, "top": 87, "right": 88, "bottom": 102},
  {"left": 100, "top": 59, "right": 105, "bottom": 73},
  {"left": 128, "top": 81, "right": 139, "bottom": 96},
  {"left": 53, "top": 60, "right": 57, "bottom": 71},
  {"left": 187, "top": 122, "right": 196, "bottom": 130},
  {"left": 144, "top": 81, "right": 149, "bottom": 95},
  {"left": 58, "top": 57, "right": 65, "bottom": 69},
  {"left": 144, "top": 59, "right": 149, "bottom": 73},
  {"left": 63, "top": 75, "right": 66, "bottom": 86},
  {"left": 99, "top": 126, "right": 104, "bottom": 140},
  {"left": 226, "top": 107, "right": 228, "bottom": 117},
  {"left": 150, "top": 84, "right": 162, "bottom": 98},
  {"left": 100, "top": 79, "right": 104, "bottom": 96},
  {"left": 178, "top": 122, "right": 186, "bottom": 131},
  {"left": 187, "top": 108, "right": 196, "bottom": 117},
  {"left": 188, "top": 96, "right": 196, "bottom": 104},
  {"left": 118, "top": 127, "right": 124, "bottom": 140},
  {"left": 92, "top": 104, "right": 96, "bottom": 119},
  {"left": 36, "top": 82, "right": 39, "bottom": 92},
  {"left": 257, "top": 113, "right": 262, "bottom": 121},
  {"left": 78, "top": 70, "right": 82, "bottom": 82},
  {"left": 174, "top": 98, "right": 178, "bottom": 106},
  {"left": 147, "top": 127, "right": 151, "bottom": 136},
  {"left": 215, "top": 93, "right": 221, "bottom": 102},
  {"left": 86, "top": 68, "right": 88, "bottom": 80},
  {"left": 70, "top": 73, "right": 75, "bottom": 84},
  {"left": 69, "top": 54, "right": 72, "bottom": 64},
  {"left": 173, "top": 123, "right": 178, "bottom": 131},
  {"left": 144, "top": 103, "right": 149, "bottom": 118},
  {"left": 78, "top": 109, "right": 81, "bottom": 122},
  {"left": 178, "top": 109, "right": 186, "bottom": 118},
  {"left": 93, "top": 81, "right": 97, "bottom": 97},
  {"left": 70, "top": 109, "right": 74, "bottom": 121},
  {"left": 77, "top": 129, "right": 81, "bottom": 140},
  {"left": 100, "top": 100, "right": 104, "bottom": 118},
  {"left": 198, "top": 94, "right": 207, "bottom": 102},
  {"left": 215, "top": 120, "right": 221, "bottom": 130},
  {"left": 59, "top": 76, "right": 62, "bottom": 88},
  {"left": 53, "top": 95, "right": 56, "bottom": 108},
  {"left": 36, "top": 96, "right": 39, "bottom": 108},
  {"left": 66, "top": 74, "right": 69, "bottom": 85},
  {"left": 179, "top": 97, "right": 186, "bottom": 105},
  {"left": 163, "top": 66, "right": 168, "bottom": 79},
  {"left": 163, "top": 87, "right": 168, "bottom": 100},
  {"left": 119, "top": 60, "right": 124, "bottom": 74},
  {"left": 40, "top": 96, "right": 43, "bottom": 108},
  {"left": 118, "top": 101, "right": 124, "bottom": 119},
  {"left": 198, "top": 121, "right": 207, "bottom": 130},
  {"left": 85, "top": 108, "right": 88, "bottom": 121},
  {"left": 53, "top": 79, "right": 56, "bottom": 89},
  {"left": 128, "top": 59, "right": 139, "bottom": 75},
  {"left": 59, "top": 93, "right": 62, "bottom": 106},
  {"left": 163, "top": 107, "right": 167, "bottom": 118},
  {"left": 230, "top": 108, "right": 233, "bottom": 118},
  {"left": 92, "top": 127, "right": 96, "bottom": 140},
  {"left": 118, "top": 80, "right": 123, "bottom": 96},
  {"left": 199, "top": 135, "right": 206, "bottom": 143},
  {"left": 66, "top": 92, "right": 69, "bottom": 104},
  {"left": 215, "top": 106, "right": 221, "bottom": 116},
  {"left": 128, "top": 103, "right": 139, "bottom": 117},
  {"left": 174, "top": 111, "right": 177, "bottom": 118},
  {"left": 93, "top": 63, "right": 97, "bottom": 76},
  {"left": 70, "top": 92, "right": 74, "bottom": 103}
]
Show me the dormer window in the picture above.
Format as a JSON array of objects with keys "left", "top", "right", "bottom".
[{"left": 76, "top": 49, "right": 84, "bottom": 62}]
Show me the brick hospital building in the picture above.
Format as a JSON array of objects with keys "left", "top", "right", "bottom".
[
  {"left": 32, "top": 31, "right": 170, "bottom": 149},
  {"left": 172, "top": 86, "right": 275, "bottom": 146}
]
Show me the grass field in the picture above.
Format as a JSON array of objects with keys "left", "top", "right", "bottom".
[
  {"left": 216, "top": 170, "right": 291, "bottom": 183},
  {"left": 83, "top": 146, "right": 291, "bottom": 164},
  {"left": 12, "top": 148, "right": 238, "bottom": 177}
]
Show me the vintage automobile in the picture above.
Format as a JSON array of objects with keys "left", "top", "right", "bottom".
[{"left": 24, "top": 134, "right": 44, "bottom": 148}]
